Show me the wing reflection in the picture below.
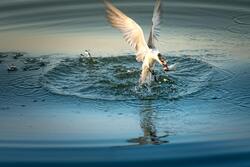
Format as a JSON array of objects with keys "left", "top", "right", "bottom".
[{"left": 128, "top": 102, "right": 169, "bottom": 145}]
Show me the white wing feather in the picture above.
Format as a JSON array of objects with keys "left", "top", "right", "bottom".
[
  {"left": 105, "top": 1, "right": 149, "bottom": 62},
  {"left": 148, "top": 0, "right": 161, "bottom": 49}
]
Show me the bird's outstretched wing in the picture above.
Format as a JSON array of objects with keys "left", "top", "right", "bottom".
[
  {"left": 148, "top": 0, "right": 162, "bottom": 49},
  {"left": 105, "top": 1, "right": 149, "bottom": 62}
]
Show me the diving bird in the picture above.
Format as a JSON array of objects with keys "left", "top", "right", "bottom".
[{"left": 105, "top": 0, "right": 170, "bottom": 85}]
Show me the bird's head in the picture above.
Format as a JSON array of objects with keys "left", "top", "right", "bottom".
[{"left": 155, "top": 53, "right": 169, "bottom": 72}]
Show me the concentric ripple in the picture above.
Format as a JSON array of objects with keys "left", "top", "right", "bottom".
[
  {"left": 42, "top": 55, "right": 215, "bottom": 100},
  {"left": 9, "top": 74, "right": 48, "bottom": 97}
]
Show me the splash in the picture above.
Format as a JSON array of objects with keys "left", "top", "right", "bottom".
[{"left": 42, "top": 55, "right": 215, "bottom": 100}]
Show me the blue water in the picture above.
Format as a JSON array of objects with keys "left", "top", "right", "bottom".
[{"left": 0, "top": 0, "right": 250, "bottom": 166}]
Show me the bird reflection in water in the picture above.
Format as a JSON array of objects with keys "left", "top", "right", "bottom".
[{"left": 128, "top": 102, "right": 169, "bottom": 145}]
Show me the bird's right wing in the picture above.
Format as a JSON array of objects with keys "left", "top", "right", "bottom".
[
  {"left": 148, "top": 0, "right": 162, "bottom": 49},
  {"left": 105, "top": 1, "right": 149, "bottom": 62}
]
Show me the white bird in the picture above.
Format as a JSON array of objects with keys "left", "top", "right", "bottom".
[
  {"left": 80, "top": 50, "right": 91, "bottom": 58},
  {"left": 84, "top": 50, "right": 92, "bottom": 57},
  {"left": 105, "top": 0, "right": 170, "bottom": 85}
]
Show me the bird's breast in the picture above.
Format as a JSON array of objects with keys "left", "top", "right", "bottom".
[{"left": 146, "top": 56, "right": 156, "bottom": 68}]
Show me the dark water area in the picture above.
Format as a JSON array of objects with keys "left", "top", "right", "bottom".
[
  {"left": 0, "top": 52, "right": 250, "bottom": 166},
  {"left": 1, "top": 140, "right": 250, "bottom": 167},
  {"left": 0, "top": 0, "right": 250, "bottom": 166}
]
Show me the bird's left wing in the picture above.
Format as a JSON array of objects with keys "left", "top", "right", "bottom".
[
  {"left": 148, "top": 0, "right": 162, "bottom": 49},
  {"left": 105, "top": 1, "right": 149, "bottom": 62}
]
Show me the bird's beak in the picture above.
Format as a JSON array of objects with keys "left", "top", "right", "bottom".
[{"left": 157, "top": 55, "right": 169, "bottom": 72}]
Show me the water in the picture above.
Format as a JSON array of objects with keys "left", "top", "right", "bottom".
[{"left": 0, "top": 0, "right": 250, "bottom": 166}]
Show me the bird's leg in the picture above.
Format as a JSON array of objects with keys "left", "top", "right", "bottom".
[{"left": 148, "top": 68, "right": 158, "bottom": 82}]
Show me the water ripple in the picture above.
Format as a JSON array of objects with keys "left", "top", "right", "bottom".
[
  {"left": 42, "top": 55, "right": 218, "bottom": 101},
  {"left": 0, "top": 0, "right": 249, "bottom": 33},
  {"left": 9, "top": 74, "right": 49, "bottom": 98}
]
